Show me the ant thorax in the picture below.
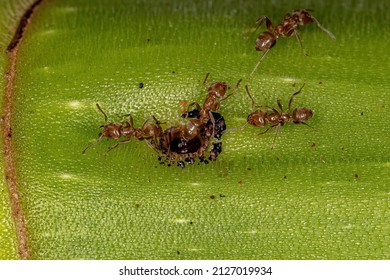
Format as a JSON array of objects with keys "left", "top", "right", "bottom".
[
  {"left": 280, "top": 112, "right": 290, "bottom": 123},
  {"left": 255, "top": 31, "right": 275, "bottom": 51}
]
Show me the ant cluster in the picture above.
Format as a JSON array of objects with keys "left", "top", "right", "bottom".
[
  {"left": 83, "top": 74, "right": 240, "bottom": 168},
  {"left": 159, "top": 74, "right": 241, "bottom": 167},
  {"left": 83, "top": 9, "right": 334, "bottom": 167}
]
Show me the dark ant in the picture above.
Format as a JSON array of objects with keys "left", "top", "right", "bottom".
[
  {"left": 244, "top": 83, "right": 314, "bottom": 148},
  {"left": 82, "top": 103, "right": 163, "bottom": 154},
  {"left": 157, "top": 110, "right": 227, "bottom": 167},
  {"left": 209, "top": 142, "right": 222, "bottom": 161},
  {"left": 250, "top": 9, "right": 336, "bottom": 78},
  {"left": 157, "top": 123, "right": 210, "bottom": 167}
]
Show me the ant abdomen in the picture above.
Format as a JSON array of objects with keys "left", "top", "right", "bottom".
[
  {"left": 255, "top": 31, "right": 275, "bottom": 51},
  {"left": 102, "top": 123, "right": 123, "bottom": 139}
]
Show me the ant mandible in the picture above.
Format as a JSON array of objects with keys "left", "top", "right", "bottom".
[
  {"left": 244, "top": 83, "right": 314, "bottom": 149},
  {"left": 82, "top": 103, "right": 163, "bottom": 154},
  {"left": 249, "top": 9, "right": 336, "bottom": 78}
]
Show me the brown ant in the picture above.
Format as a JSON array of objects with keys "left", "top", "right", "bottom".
[
  {"left": 183, "top": 73, "right": 241, "bottom": 124},
  {"left": 250, "top": 9, "right": 336, "bottom": 78},
  {"left": 243, "top": 83, "right": 314, "bottom": 149},
  {"left": 151, "top": 74, "right": 237, "bottom": 168},
  {"left": 82, "top": 103, "right": 163, "bottom": 154},
  {"left": 178, "top": 74, "right": 240, "bottom": 163},
  {"left": 182, "top": 74, "right": 241, "bottom": 143}
]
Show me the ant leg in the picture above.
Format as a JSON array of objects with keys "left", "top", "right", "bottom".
[
  {"left": 277, "top": 98, "right": 284, "bottom": 112},
  {"left": 270, "top": 124, "right": 281, "bottom": 149},
  {"left": 245, "top": 85, "right": 256, "bottom": 112},
  {"left": 82, "top": 134, "right": 104, "bottom": 154},
  {"left": 129, "top": 114, "right": 134, "bottom": 128},
  {"left": 106, "top": 138, "right": 132, "bottom": 153},
  {"left": 300, "top": 121, "right": 315, "bottom": 130},
  {"left": 255, "top": 16, "right": 273, "bottom": 32},
  {"left": 256, "top": 125, "right": 273, "bottom": 136},
  {"left": 257, "top": 105, "right": 279, "bottom": 115},
  {"left": 248, "top": 48, "right": 270, "bottom": 81},
  {"left": 208, "top": 111, "right": 216, "bottom": 141},
  {"left": 141, "top": 115, "right": 159, "bottom": 129},
  {"left": 121, "top": 113, "right": 135, "bottom": 128},
  {"left": 311, "top": 16, "right": 336, "bottom": 41},
  {"left": 293, "top": 30, "right": 308, "bottom": 56},
  {"left": 96, "top": 103, "right": 108, "bottom": 123},
  {"left": 186, "top": 101, "right": 202, "bottom": 112},
  {"left": 236, "top": 78, "right": 242, "bottom": 88},
  {"left": 255, "top": 124, "right": 280, "bottom": 149},
  {"left": 219, "top": 78, "right": 242, "bottom": 103},
  {"left": 287, "top": 83, "right": 305, "bottom": 112},
  {"left": 143, "top": 138, "right": 161, "bottom": 153},
  {"left": 223, "top": 122, "right": 249, "bottom": 134}
]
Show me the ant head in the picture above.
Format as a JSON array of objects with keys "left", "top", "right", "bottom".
[
  {"left": 293, "top": 9, "right": 314, "bottom": 25},
  {"left": 292, "top": 107, "right": 313, "bottom": 122}
]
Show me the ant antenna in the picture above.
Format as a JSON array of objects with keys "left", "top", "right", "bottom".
[
  {"left": 82, "top": 133, "right": 104, "bottom": 154},
  {"left": 236, "top": 78, "right": 242, "bottom": 88},
  {"left": 221, "top": 78, "right": 243, "bottom": 102},
  {"left": 96, "top": 103, "right": 108, "bottom": 123},
  {"left": 311, "top": 16, "right": 336, "bottom": 41},
  {"left": 245, "top": 85, "right": 256, "bottom": 111},
  {"left": 270, "top": 125, "right": 281, "bottom": 149},
  {"left": 288, "top": 83, "right": 306, "bottom": 112},
  {"left": 248, "top": 48, "right": 270, "bottom": 81},
  {"left": 203, "top": 73, "right": 211, "bottom": 85},
  {"left": 255, "top": 16, "right": 273, "bottom": 32}
]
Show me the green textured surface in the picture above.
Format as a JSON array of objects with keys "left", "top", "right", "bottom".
[
  {"left": 1, "top": 0, "right": 389, "bottom": 259},
  {"left": 0, "top": 0, "right": 34, "bottom": 260}
]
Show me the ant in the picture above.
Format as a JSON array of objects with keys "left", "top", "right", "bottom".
[
  {"left": 82, "top": 103, "right": 163, "bottom": 154},
  {"left": 157, "top": 110, "right": 227, "bottom": 167},
  {"left": 179, "top": 74, "right": 240, "bottom": 162},
  {"left": 249, "top": 9, "right": 336, "bottom": 78},
  {"left": 182, "top": 73, "right": 241, "bottom": 125},
  {"left": 243, "top": 83, "right": 314, "bottom": 149}
]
